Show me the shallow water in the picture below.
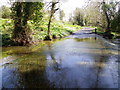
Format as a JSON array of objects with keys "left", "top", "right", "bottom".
[{"left": 1, "top": 32, "right": 119, "bottom": 88}]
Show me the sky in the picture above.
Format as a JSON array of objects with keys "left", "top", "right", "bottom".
[
  {"left": 60, "top": 0, "right": 88, "bottom": 20},
  {"left": 0, "top": 0, "right": 88, "bottom": 20},
  {"left": 44, "top": 0, "right": 88, "bottom": 20}
]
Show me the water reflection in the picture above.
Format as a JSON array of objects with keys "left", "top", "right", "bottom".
[
  {"left": 45, "top": 38, "right": 118, "bottom": 88},
  {"left": 2, "top": 50, "right": 50, "bottom": 88},
  {"left": 1, "top": 37, "right": 119, "bottom": 88}
]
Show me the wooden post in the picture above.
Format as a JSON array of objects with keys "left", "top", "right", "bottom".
[
  {"left": 95, "top": 28, "right": 97, "bottom": 40},
  {"left": 95, "top": 28, "right": 97, "bottom": 34}
]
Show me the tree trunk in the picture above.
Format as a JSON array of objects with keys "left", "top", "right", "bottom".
[
  {"left": 46, "top": 2, "right": 55, "bottom": 40},
  {"left": 13, "top": 2, "right": 22, "bottom": 43},
  {"left": 12, "top": 2, "right": 32, "bottom": 46},
  {"left": 23, "top": 15, "right": 28, "bottom": 26},
  {"left": 104, "top": 11, "right": 111, "bottom": 34},
  {"left": 102, "top": 1, "right": 111, "bottom": 34},
  {"left": 47, "top": 13, "right": 53, "bottom": 40},
  {"left": 45, "top": 1, "right": 59, "bottom": 40}
]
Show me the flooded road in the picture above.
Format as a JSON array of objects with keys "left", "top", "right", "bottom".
[{"left": 1, "top": 29, "right": 119, "bottom": 88}]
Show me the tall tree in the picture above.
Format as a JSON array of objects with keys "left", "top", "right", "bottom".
[
  {"left": 68, "top": 13, "right": 74, "bottom": 24},
  {"left": 84, "top": 0, "right": 119, "bottom": 35},
  {"left": 111, "top": 2, "right": 120, "bottom": 33},
  {"left": 101, "top": 0, "right": 119, "bottom": 35},
  {"left": 73, "top": 8, "right": 84, "bottom": 26},
  {"left": 84, "top": 1, "right": 102, "bottom": 26},
  {"left": 11, "top": 2, "right": 43, "bottom": 45},
  {"left": 59, "top": 10, "right": 65, "bottom": 21},
  {"left": 45, "top": 0, "right": 60, "bottom": 40},
  {"left": 102, "top": 1, "right": 111, "bottom": 34}
]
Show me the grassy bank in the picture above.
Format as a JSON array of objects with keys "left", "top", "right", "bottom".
[
  {"left": 93, "top": 27, "right": 120, "bottom": 39},
  {"left": 0, "top": 19, "right": 81, "bottom": 46}
]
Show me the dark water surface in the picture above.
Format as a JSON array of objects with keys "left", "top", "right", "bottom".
[{"left": 1, "top": 32, "right": 119, "bottom": 88}]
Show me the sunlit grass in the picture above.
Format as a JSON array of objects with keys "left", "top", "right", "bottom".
[{"left": 0, "top": 18, "right": 81, "bottom": 45}]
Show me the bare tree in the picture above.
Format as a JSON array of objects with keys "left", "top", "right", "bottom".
[
  {"left": 45, "top": 0, "right": 60, "bottom": 40},
  {"left": 59, "top": 10, "right": 65, "bottom": 21}
]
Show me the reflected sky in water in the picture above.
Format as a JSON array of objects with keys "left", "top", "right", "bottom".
[
  {"left": 44, "top": 38, "right": 118, "bottom": 88},
  {"left": 1, "top": 37, "right": 119, "bottom": 88}
]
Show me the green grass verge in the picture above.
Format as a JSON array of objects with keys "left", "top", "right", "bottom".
[
  {"left": 93, "top": 26, "right": 120, "bottom": 39},
  {"left": 0, "top": 19, "right": 82, "bottom": 46}
]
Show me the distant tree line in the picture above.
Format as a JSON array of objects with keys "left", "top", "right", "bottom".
[{"left": 69, "top": 0, "right": 120, "bottom": 38}]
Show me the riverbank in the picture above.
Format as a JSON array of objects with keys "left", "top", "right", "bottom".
[
  {"left": 90, "top": 27, "right": 120, "bottom": 50},
  {"left": 96, "top": 34, "right": 120, "bottom": 51},
  {"left": 95, "top": 27, "right": 120, "bottom": 39},
  {"left": 0, "top": 19, "right": 81, "bottom": 46}
]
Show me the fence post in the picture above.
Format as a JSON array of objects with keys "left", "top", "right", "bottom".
[{"left": 95, "top": 28, "right": 97, "bottom": 34}]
